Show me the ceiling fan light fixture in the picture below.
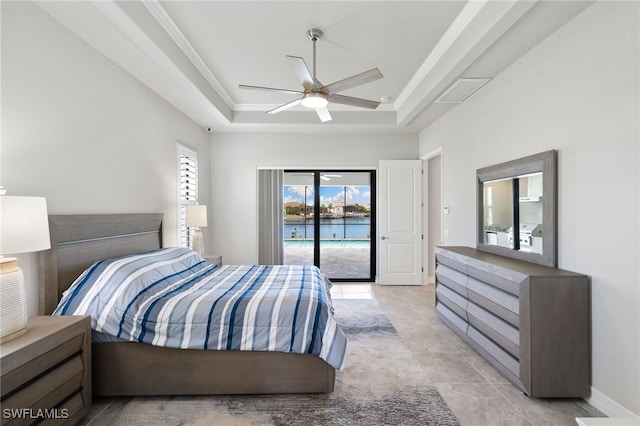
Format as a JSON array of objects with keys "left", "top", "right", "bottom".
[{"left": 300, "top": 92, "right": 328, "bottom": 109}]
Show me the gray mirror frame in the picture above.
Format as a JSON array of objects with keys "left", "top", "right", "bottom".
[{"left": 476, "top": 150, "right": 557, "bottom": 267}]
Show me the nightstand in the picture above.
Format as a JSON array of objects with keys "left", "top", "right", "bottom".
[
  {"left": 204, "top": 255, "right": 222, "bottom": 266},
  {"left": 1, "top": 316, "right": 91, "bottom": 425}
]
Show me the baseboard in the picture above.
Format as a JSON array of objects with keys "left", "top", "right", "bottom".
[
  {"left": 576, "top": 418, "right": 640, "bottom": 426},
  {"left": 427, "top": 275, "right": 435, "bottom": 285},
  {"left": 585, "top": 386, "right": 639, "bottom": 419}
]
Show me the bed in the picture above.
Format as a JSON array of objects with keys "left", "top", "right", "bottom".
[{"left": 39, "top": 214, "right": 345, "bottom": 396}]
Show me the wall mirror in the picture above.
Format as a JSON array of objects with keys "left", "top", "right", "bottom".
[{"left": 476, "top": 150, "right": 557, "bottom": 267}]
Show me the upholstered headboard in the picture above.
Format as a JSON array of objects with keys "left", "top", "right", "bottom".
[{"left": 39, "top": 214, "right": 163, "bottom": 315}]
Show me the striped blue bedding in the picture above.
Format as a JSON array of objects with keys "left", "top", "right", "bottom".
[{"left": 53, "top": 247, "right": 347, "bottom": 370}]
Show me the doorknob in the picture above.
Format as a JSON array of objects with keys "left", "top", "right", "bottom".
[{"left": 381, "top": 236, "right": 389, "bottom": 240}]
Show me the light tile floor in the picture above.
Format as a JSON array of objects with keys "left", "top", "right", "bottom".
[
  {"left": 333, "top": 283, "right": 605, "bottom": 426},
  {"left": 330, "top": 283, "right": 374, "bottom": 299}
]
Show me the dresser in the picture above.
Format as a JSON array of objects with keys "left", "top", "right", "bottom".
[
  {"left": 1, "top": 316, "right": 91, "bottom": 425},
  {"left": 435, "top": 246, "right": 590, "bottom": 397}
]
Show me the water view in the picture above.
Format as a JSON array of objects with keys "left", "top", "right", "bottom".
[
  {"left": 284, "top": 217, "right": 371, "bottom": 240},
  {"left": 285, "top": 239, "right": 370, "bottom": 248}
]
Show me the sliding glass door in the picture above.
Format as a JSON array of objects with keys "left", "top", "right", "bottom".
[
  {"left": 283, "top": 170, "right": 375, "bottom": 281},
  {"left": 282, "top": 173, "right": 315, "bottom": 266}
]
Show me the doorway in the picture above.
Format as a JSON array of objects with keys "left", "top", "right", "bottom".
[
  {"left": 283, "top": 170, "right": 376, "bottom": 281},
  {"left": 423, "top": 150, "right": 442, "bottom": 284}
]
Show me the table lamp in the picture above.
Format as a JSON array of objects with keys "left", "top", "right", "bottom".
[
  {"left": 186, "top": 204, "right": 207, "bottom": 256},
  {"left": 0, "top": 195, "right": 50, "bottom": 342}
]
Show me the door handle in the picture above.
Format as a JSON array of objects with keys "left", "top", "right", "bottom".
[{"left": 381, "top": 236, "right": 389, "bottom": 240}]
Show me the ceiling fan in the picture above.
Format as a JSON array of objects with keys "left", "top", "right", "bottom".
[{"left": 239, "top": 28, "right": 383, "bottom": 123}]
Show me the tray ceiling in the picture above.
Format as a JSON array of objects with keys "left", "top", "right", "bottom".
[{"left": 35, "top": 0, "right": 593, "bottom": 133}]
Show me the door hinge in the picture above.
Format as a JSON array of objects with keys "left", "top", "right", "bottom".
[{"left": 421, "top": 234, "right": 424, "bottom": 240}]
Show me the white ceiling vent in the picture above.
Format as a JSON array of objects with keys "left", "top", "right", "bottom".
[{"left": 435, "top": 78, "right": 491, "bottom": 103}]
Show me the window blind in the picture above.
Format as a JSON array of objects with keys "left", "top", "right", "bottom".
[{"left": 178, "top": 144, "right": 198, "bottom": 248}]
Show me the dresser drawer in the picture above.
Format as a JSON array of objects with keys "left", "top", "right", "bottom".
[
  {"left": 468, "top": 301, "right": 520, "bottom": 358},
  {"left": 468, "top": 325, "right": 519, "bottom": 377},
  {"left": 467, "top": 264, "right": 523, "bottom": 296},
  {"left": 435, "top": 252, "right": 468, "bottom": 274},
  {"left": 436, "top": 284, "right": 468, "bottom": 320},
  {"left": 467, "top": 277, "right": 520, "bottom": 327},
  {"left": 436, "top": 263, "right": 468, "bottom": 297},
  {"left": 435, "top": 302, "right": 468, "bottom": 336}
]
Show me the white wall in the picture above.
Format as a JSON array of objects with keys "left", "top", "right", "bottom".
[
  {"left": 1, "top": 2, "right": 211, "bottom": 315},
  {"left": 210, "top": 133, "right": 418, "bottom": 264},
  {"left": 419, "top": 1, "right": 639, "bottom": 417}
]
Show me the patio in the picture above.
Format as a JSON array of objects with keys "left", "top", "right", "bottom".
[{"left": 284, "top": 245, "right": 371, "bottom": 280}]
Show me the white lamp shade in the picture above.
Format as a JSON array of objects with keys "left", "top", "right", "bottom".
[
  {"left": 0, "top": 196, "right": 51, "bottom": 255},
  {"left": 186, "top": 204, "right": 207, "bottom": 228}
]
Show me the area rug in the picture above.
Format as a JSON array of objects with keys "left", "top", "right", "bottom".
[
  {"left": 110, "top": 386, "right": 459, "bottom": 426},
  {"left": 332, "top": 298, "right": 398, "bottom": 337},
  {"left": 83, "top": 298, "right": 460, "bottom": 426}
]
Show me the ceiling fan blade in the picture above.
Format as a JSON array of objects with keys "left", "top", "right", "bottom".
[
  {"left": 266, "top": 98, "right": 302, "bottom": 114},
  {"left": 286, "top": 55, "right": 319, "bottom": 91},
  {"left": 315, "top": 106, "right": 332, "bottom": 123},
  {"left": 238, "top": 84, "right": 303, "bottom": 96},
  {"left": 321, "top": 68, "right": 383, "bottom": 95},
  {"left": 328, "top": 94, "right": 380, "bottom": 109}
]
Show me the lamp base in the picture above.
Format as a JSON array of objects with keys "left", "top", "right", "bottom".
[
  {"left": 192, "top": 228, "right": 205, "bottom": 256},
  {"left": 0, "top": 257, "right": 20, "bottom": 274},
  {"left": 0, "top": 327, "right": 27, "bottom": 344},
  {"left": 0, "top": 258, "right": 28, "bottom": 343}
]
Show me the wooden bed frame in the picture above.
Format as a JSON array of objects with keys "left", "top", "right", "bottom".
[{"left": 39, "top": 214, "right": 335, "bottom": 396}]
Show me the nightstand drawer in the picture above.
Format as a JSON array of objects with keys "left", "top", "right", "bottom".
[
  {"left": 0, "top": 316, "right": 91, "bottom": 426},
  {"left": 39, "top": 391, "right": 84, "bottom": 426},
  {"left": 1, "top": 335, "right": 83, "bottom": 397},
  {"left": 2, "top": 355, "right": 84, "bottom": 419}
]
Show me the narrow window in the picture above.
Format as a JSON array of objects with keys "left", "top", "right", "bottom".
[{"left": 177, "top": 144, "right": 198, "bottom": 247}]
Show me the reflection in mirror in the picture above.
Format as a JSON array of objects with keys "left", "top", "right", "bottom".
[
  {"left": 483, "top": 178, "right": 512, "bottom": 249},
  {"left": 517, "top": 172, "right": 543, "bottom": 254}
]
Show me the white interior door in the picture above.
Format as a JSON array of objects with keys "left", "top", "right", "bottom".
[{"left": 378, "top": 160, "right": 422, "bottom": 285}]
